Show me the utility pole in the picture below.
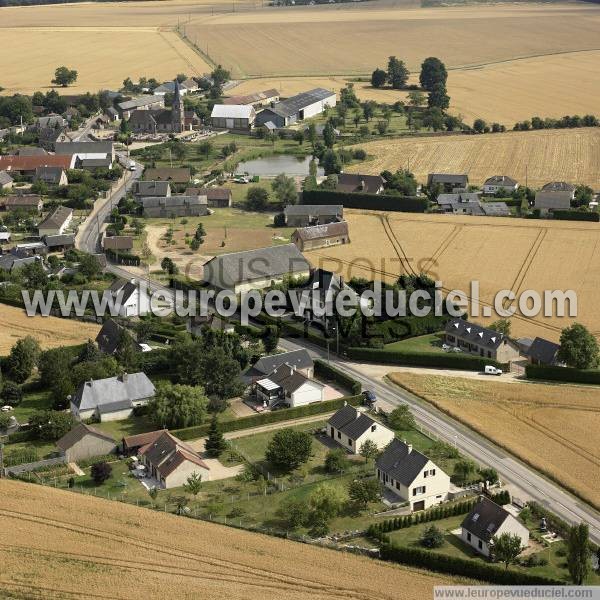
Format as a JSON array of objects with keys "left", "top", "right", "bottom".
[{"left": 0, "top": 435, "right": 7, "bottom": 478}]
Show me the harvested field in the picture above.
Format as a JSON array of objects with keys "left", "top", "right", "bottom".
[
  {"left": 306, "top": 210, "right": 600, "bottom": 341},
  {"left": 0, "top": 479, "right": 461, "bottom": 599},
  {"left": 388, "top": 372, "right": 600, "bottom": 510},
  {"left": 0, "top": 303, "right": 99, "bottom": 354},
  {"left": 186, "top": 4, "right": 600, "bottom": 78},
  {"left": 346, "top": 128, "right": 600, "bottom": 188}
]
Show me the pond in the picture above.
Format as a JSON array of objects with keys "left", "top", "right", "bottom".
[{"left": 236, "top": 154, "right": 323, "bottom": 177}]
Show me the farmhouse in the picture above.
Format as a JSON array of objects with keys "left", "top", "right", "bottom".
[
  {"left": 327, "top": 404, "right": 394, "bottom": 454},
  {"left": 44, "top": 234, "right": 75, "bottom": 252},
  {"left": 437, "top": 193, "right": 483, "bottom": 216},
  {"left": 37, "top": 206, "right": 73, "bottom": 237},
  {"left": 185, "top": 187, "right": 232, "bottom": 208},
  {"left": 483, "top": 175, "right": 519, "bottom": 195},
  {"left": 427, "top": 173, "right": 469, "bottom": 192},
  {"left": 35, "top": 166, "right": 68, "bottom": 186},
  {"left": 128, "top": 82, "right": 191, "bottom": 134},
  {"left": 143, "top": 168, "right": 191, "bottom": 184},
  {"left": 202, "top": 244, "right": 311, "bottom": 293},
  {"left": 96, "top": 318, "right": 142, "bottom": 355},
  {"left": 210, "top": 104, "right": 256, "bottom": 132},
  {"left": 245, "top": 349, "right": 314, "bottom": 383},
  {"left": 284, "top": 204, "right": 343, "bottom": 227},
  {"left": 444, "top": 319, "right": 521, "bottom": 362},
  {"left": 133, "top": 180, "right": 171, "bottom": 199},
  {"left": 291, "top": 221, "right": 350, "bottom": 251},
  {"left": 255, "top": 364, "right": 325, "bottom": 408},
  {"left": 335, "top": 173, "right": 385, "bottom": 195},
  {"left": 0, "top": 155, "right": 74, "bottom": 176},
  {"left": 109, "top": 278, "right": 152, "bottom": 317},
  {"left": 224, "top": 89, "right": 280, "bottom": 108},
  {"left": 0, "top": 249, "right": 41, "bottom": 272},
  {"left": 5, "top": 194, "right": 43, "bottom": 213},
  {"left": 255, "top": 89, "right": 336, "bottom": 129},
  {"left": 461, "top": 496, "right": 529, "bottom": 558},
  {"left": 117, "top": 95, "right": 164, "bottom": 120},
  {"left": 526, "top": 336, "right": 562, "bottom": 366},
  {"left": 70, "top": 372, "right": 156, "bottom": 422},
  {"left": 140, "top": 194, "right": 208, "bottom": 218},
  {"left": 0, "top": 170, "right": 13, "bottom": 190},
  {"left": 102, "top": 235, "right": 134, "bottom": 252},
  {"left": 56, "top": 423, "right": 117, "bottom": 463},
  {"left": 376, "top": 439, "right": 450, "bottom": 511},
  {"left": 138, "top": 430, "right": 210, "bottom": 489}
]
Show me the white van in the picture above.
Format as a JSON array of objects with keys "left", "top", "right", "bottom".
[{"left": 484, "top": 365, "right": 502, "bottom": 376}]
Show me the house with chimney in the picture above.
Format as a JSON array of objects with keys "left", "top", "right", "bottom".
[
  {"left": 376, "top": 438, "right": 450, "bottom": 511},
  {"left": 109, "top": 278, "right": 152, "bottom": 317},
  {"left": 255, "top": 363, "right": 325, "bottom": 409},
  {"left": 327, "top": 404, "right": 394, "bottom": 455}
]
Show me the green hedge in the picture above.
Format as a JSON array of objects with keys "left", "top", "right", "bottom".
[
  {"left": 105, "top": 248, "right": 141, "bottom": 266},
  {"left": 301, "top": 189, "right": 428, "bottom": 213},
  {"left": 553, "top": 210, "right": 600, "bottom": 222},
  {"left": 525, "top": 363, "right": 600, "bottom": 384},
  {"left": 379, "top": 541, "right": 564, "bottom": 585},
  {"left": 346, "top": 347, "right": 507, "bottom": 372},
  {"left": 234, "top": 323, "right": 264, "bottom": 338},
  {"left": 172, "top": 395, "right": 363, "bottom": 441},
  {"left": 314, "top": 359, "right": 362, "bottom": 395}
]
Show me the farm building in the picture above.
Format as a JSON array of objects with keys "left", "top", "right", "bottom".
[
  {"left": 291, "top": 221, "right": 350, "bottom": 251},
  {"left": 376, "top": 439, "right": 450, "bottom": 511},
  {"left": 56, "top": 423, "right": 117, "bottom": 463},
  {"left": 0, "top": 249, "right": 41, "bottom": 272},
  {"left": 461, "top": 497, "right": 529, "bottom": 558},
  {"left": 35, "top": 166, "right": 68, "bottom": 186},
  {"left": 284, "top": 204, "right": 343, "bottom": 227},
  {"left": 143, "top": 168, "right": 191, "bottom": 184},
  {"left": 70, "top": 372, "right": 156, "bottom": 422},
  {"left": 483, "top": 175, "right": 519, "bottom": 195},
  {"left": 534, "top": 190, "right": 572, "bottom": 215},
  {"left": 210, "top": 104, "right": 256, "bottom": 132},
  {"left": 4, "top": 194, "right": 43, "bottom": 213},
  {"left": 335, "top": 173, "right": 385, "bottom": 195},
  {"left": 427, "top": 173, "right": 469, "bottom": 193},
  {"left": 55, "top": 140, "right": 115, "bottom": 164},
  {"left": 224, "top": 89, "right": 280, "bottom": 108},
  {"left": 140, "top": 195, "right": 208, "bottom": 218},
  {"left": 202, "top": 244, "right": 311, "bottom": 293},
  {"left": 133, "top": 180, "right": 171, "bottom": 199},
  {"left": 444, "top": 319, "right": 521, "bottom": 363},
  {"left": 153, "top": 78, "right": 198, "bottom": 96},
  {"left": 0, "top": 154, "right": 74, "bottom": 175},
  {"left": 526, "top": 336, "right": 562, "bottom": 366},
  {"left": 185, "top": 187, "right": 232, "bottom": 208},
  {"left": 37, "top": 206, "right": 73, "bottom": 237},
  {"left": 255, "top": 364, "right": 325, "bottom": 409},
  {"left": 480, "top": 201, "right": 510, "bottom": 217},
  {"left": 327, "top": 404, "right": 394, "bottom": 455},
  {"left": 44, "top": 234, "right": 75, "bottom": 252},
  {"left": 102, "top": 235, "right": 134, "bottom": 252},
  {"left": 255, "top": 89, "right": 336, "bottom": 129},
  {"left": 117, "top": 95, "right": 164, "bottom": 119}
]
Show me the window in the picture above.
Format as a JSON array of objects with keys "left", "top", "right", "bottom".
[
  {"left": 467, "top": 533, "right": 471, "bottom": 542},
  {"left": 478, "top": 540, "right": 483, "bottom": 550},
  {"left": 424, "top": 471, "right": 428, "bottom": 478},
  {"left": 412, "top": 486, "right": 426, "bottom": 496},
  {"left": 337, "top": 431, "right": 341, "bottom": 439},
  {"left": 395, "top": 482, "right": 400, "bottom": 490},
  {"left": 371, "top": 425, "right": 376, "bottom": 432},
  {"left": 431, "top": 469, "right": 436, "bottom": 476},
  {"left": 348, "top": 437, "right": 353, "bottom": 446}
]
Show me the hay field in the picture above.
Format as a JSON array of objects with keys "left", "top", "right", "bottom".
[
  {"left": 0, "top": 27, "right": 212, "bottom": 95},
  {"left": 305, "top": 211, "right": 600, "bottom": 341},
  {"left": 0, "top": 479, "right": 461, "bottom": 599},
  {"left": 346, "top": 128, "right": 600, "bottom": 188},
  {"left": 0, "top": 303, "right": 100, "bottom": 354},
  {"left": 186, "top": 4, "right": 600, "bottom": 77},
  {"left": 389, "top": 373, "right": 600, "bottom": 510}
]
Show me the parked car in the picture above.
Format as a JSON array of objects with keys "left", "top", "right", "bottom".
[
  {"left": 484, "top": 365, "right": 502, "bottom": 376},
  {"left": 362, "top": 390, "right": 376, "bottom": 406}
]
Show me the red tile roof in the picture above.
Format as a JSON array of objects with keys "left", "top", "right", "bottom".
[{"left": 0, "top": 155, "right": 73, "bottom": 171}]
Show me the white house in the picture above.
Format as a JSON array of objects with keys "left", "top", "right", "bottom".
[
  {"left": 376, "top": 439, "right": 450, "bottom": 511},
  {"left": 109, "top": 278, "right": 153, "bottom": 317},
  {"left": 327, "top": 404, "right": 395, "bottom": 454},
  {"left": 483, "top": 175, "right": 519, "bottom": 195},
  {"left": 138, "top": 430, "right": 210, "bottom": 489},
  {"left": 37, "top": 206, "right": 73, "bottom": 237},
  {"left": 70, "top": 372, "right": 156, "bottom": 422},
  {"left": 255, "top": 364, "right": 324, "bottom": 409},
  {"left": 461, "top": 496, "right": 529, "bottom": 558}
]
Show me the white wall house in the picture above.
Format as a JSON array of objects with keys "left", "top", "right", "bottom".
[
  {"left": 255, "top": 364, "right": 324, "bottom": 408},
  {"left": 37, "top": 206, "right": 73, "bottom": 237},
  {"left": 109, "top": 278, "right": 152, "bottom": 317},
  {"left": 376, "top": 439, "right": 450, "bottom": 511},
  {"left": 483, "top": 175, "right": 519, "bottom": 195},
  {"left": 461, "top": 497, "right": 529, "bottom": 558},
  {"left": 327, "top": 404, "right": 395, "bottom": 454}
]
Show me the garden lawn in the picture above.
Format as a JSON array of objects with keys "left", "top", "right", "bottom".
[
  {"left": 11, "top": 389, "right": 52, "bottom": 424},
  {"left": 93, "top": 415, "right": 156, "bottom": 440},
  {"left": 385, "top": 333, "right": 445, "bottom": 353}
]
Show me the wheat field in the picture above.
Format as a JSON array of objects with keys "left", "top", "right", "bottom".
[
  {"left": 346, "top": 128, "right": 600, "bottom": 188},
  {"left": 0, "top": 479, "right": 462, "bottom": 599},
  {"left": 0, "top": 303, "right": 100, "bottom": 354},
  {"left": 389, "top": 373, "right": 600, "bottom": 510},
  {"left": 306, "top": 210, "right": 600, "bottom": 341}
]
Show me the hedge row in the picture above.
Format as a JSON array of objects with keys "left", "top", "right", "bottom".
[
  {"left": 525, "top": 363, "right": 600, "bottom": 385},
  {"left": 301, "top": 189, "right": 428, "bottom": 213},
  {"left": 105, "top": 248, "right": 141, "bottom": 266},
  {"left": 346, "top": 347, "right": 507, "bottom": 372},
  {"left": 379, "top": 541, "right": 564, "bottom": 586},
  {"left": 234, "top": 323, "right": 264, "bottom": 338},
  {"left": 314, "top": 359, "right": 362, "bottom": 395},
  {"left": 553, "top": 210, "right": 600, "bottom": 222},
  {"left": 172, "top": 395, "right": 362, "bottom": 441}
]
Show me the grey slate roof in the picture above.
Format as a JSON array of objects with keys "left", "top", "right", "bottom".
[
  {"left": 143, "top": 168, "right": 191, "bottom": 183},
  {"left": 427, "top": 173, "right": 468, "bottom": 187},
  {"left": 203, "top": 243, "right": 310, "bottom": 287},
  {"left": 284, "top": 204, "right": 343, "bottom": 216},
  {"left": 35, "top": 166, "right": 66, "bottom": 184},
  {"left": 480, "top": 201, "right": 510, "bottom": 217},
  {"left": 461, "top": 497, "right": 510, "bottom": 541},
  {"left": 541, "top": 181, "right": 575, "bottom": 193},
  {"left": 140, "top": 195, "right": 207, "bottom": 208},
  {"left": 484, "top": 175, "right": 518, "bottom": 187},
  {"left": 336, "top": 173, "right": 384, "bottom": 195},
  {"left": 265, "top": 88, "right": 335, "bottom": 118},
  {"left": 445, "top": 319, "right": 510, "bottom": 351},
  {"left": 78, "top": 157, "right": 113, "bottom": 169},
  {"left": 266, "top": 364, "right": 318, "bottom": 394},
  {"left": 535, "top": 190, "right": 572, "bottom": 210},
  {"left": 44, "top": 234, "right": 75, "bottom": 248},
  {"left": 72, "top": 372, "right": 155, "bottom": 412},
  {"left": 54, "top": 141, "right": 114, "bottom": 156},
  {"left": 253, "top": 349, "right": 313, "bottom": 375},
  {"left": 528, "top": 337, "right": 561, "bottom": 365},
  {"left": 118, "top": 96, "right": 163, "bottom": 111},
  {"left": 328, "top": 404, "right": 377, "bottom": 440},
  {"left": 96, "top": 318, "right": 141, "bottom": 355},
  {"left": 0, "top": 170, "right": 13, "bottom": 186},
  {"left": 376, "top": 438, "right": 430, "bottom": 486},
  {"left": 185, "top": 187, "right": 231, "bottom": 201},
  {"left": 134, "top": 180, "right": 171, "bottom": 197},
  {"left": 38, "top": 206, "right": 73, "bottom": 231},
  {"left": 110, "top": 278, "right": 139, "bottom": 304},
  {"left": 56, "top": 422, "right": 115, "bottom": 452}
]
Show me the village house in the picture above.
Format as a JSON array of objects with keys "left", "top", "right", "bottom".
[
  {"left": 437, "top": 192, "right": 483, "bottom": 215},
  {"left": 255, "top": 89, "right": 336, "bottom": 129},
  {"left": 55, "top": 140, "right": 115, "bottom": 165},
  {"left": 38, "top": 206, "right": 73, "bottom": 237},
  {"left": 109, "top": 278, "right": 152, "bottom": 317},
  {"left": 284, "top": 204, "right": 343, "bottom": 227},
  {"left": 0, "top": 155, "right": 74, "bottom": 176},
  {"left": 117, "top": 95, "right": 164, "bottom": 120},
  {"left": 427, "top": 173, "right": 469, "bottom": 193},
  {"left": 376, "top": 438, "right": 450, "bottom": 511},
  {"left": 444, "top": 319, "right": 521, "bottom": 362},
  {"left": 96, "top": 318, "right": 143, "bottom": 355},
  {"left": 140, "top": 194, "right": 208, "bottom": 218},
  {"left": 38, "top": 127, "right": 72, "bottom": 151},
  {"left": 44, "top": 234, "right": 75, "bottom": 252},
  {"left": 526, "top": 336, "right": 562, "bottom": 366},
  {"left": 34, "top": 166, "right": 68, "bottom": 186},
  {"left": 327, "top": 404, "right": 395, "bottom": 454},
  {"left": 143, "top": 168, "right": 191, "bottom": 184},
  {"left": 185, "top": 187, "right": 232, "bottom": 208},
  {"left": 483, "top": 175, "right": 519, "bottom": 195},
  {"left": 202, "top": 244, "right": 311, "bottom": 293},
  {"left": 223, "top": 89, "right": 280, "bottom": 108},
  {"left": 0, "top": 170, "right": 14, "bottom": 190},
  {"left": 255, "top": 364, "right": 325, "bottom": 409},
  {"left": 133, "top": 180, "right": 171, "bottom": 199},
  {"left": 153, "top": 79, "right": 197, "bottom": 96},
  {"left": 0, "top": 248, "right": 41, "bottom": 272},
  {"left": 137, "top": 430, "right": 210, "bottom": 489},
  {"left": 102, "top": 234, "right": 134, "bottom": 252},
  {"left": 541, "top": 181, "right": 576, "bottom": 198},
  {"left": 335, "top": 173, "right": 385, "bottom": 195},
  {"left": 56, "top": 423, "right": 117, "bottom": 463},
  {"left": 461, "top": 496, "right": 529, "bottom": 558},
  {"left": 291, "top": 221, "right": 350, "bottom": 251},
  {"left": 210, "top": 104, "right": 256, "bottom": 132},
  {"left": 244, "top": 349, "right": 314, "bottom": 383},
  {"left": 5, "top": 194, "right": 43, "bottom": 214},
  {"left": 534, "top": 182, "right": 575, "bottom": 215},
  {"left": 70, "top": 372, "right": 156, "bottom": 422},
  {"left": 33, "top": 115, "right": 68, "bottom": 130}
]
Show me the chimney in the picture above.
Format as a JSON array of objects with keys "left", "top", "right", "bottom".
[
  {"left": 119, "top": 372, "right": 128, "bottom": 383},
  {"left": 343, "top": 400, "right": 347, "bottom": 407},
  {"left": 360, "top": 179, "right": 366, "bottom": 191},
  {"left": 407, "top": 444, "right": 413, "bottom": 454}
]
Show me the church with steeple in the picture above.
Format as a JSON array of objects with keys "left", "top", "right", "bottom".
[{"left": 127, "top": 80, "right": 197, "bottom": 135}]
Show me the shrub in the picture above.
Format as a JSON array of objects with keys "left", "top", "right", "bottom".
[
  {"left": 420, "top": 524, "right": 445, "bottom": 548},
  {"left": 0, "top": 380, "right": 23, "bottom": 406},
  {"left": 91, "top": 461, "right": 112, "bottom": 485}
]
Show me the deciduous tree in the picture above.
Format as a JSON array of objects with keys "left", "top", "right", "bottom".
[
  {"left": 265, "top": 429, "right": 312, "bottom": 472},
  {"left": 558, "top": 323, "right": 599, "bottom": 369}
]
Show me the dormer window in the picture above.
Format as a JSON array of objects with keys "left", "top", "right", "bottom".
[{"left": 371, "top": 425, "right": 376, "bottom": 432}]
